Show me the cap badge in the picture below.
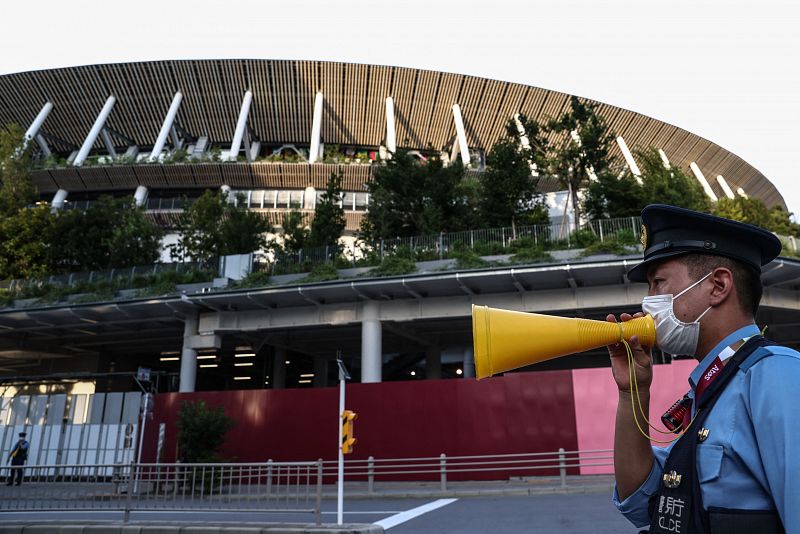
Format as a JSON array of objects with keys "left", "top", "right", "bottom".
[{"left": 640, "top": 224, "right": 648, "bottom": 249}]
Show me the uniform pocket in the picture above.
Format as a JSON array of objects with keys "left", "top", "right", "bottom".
[{"left": 697, "top": 444, "right": 724, "bottom": 483}]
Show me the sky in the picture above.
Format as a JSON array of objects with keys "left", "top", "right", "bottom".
[{"left": 1, "top": 0, "right": 798, "bottom": 214}]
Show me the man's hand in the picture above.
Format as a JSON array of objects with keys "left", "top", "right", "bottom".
[{"left": 606, "top": 312, "right": 653, "bottom": 394}]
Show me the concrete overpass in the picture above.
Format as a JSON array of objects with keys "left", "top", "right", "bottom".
[{"left": 1, "top": 255, "right": 799, "bottom": 391}]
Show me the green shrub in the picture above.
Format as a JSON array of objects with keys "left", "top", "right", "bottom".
[
  {"left": 614, "top": 229, "right": 638, "bottom": 246},
  {"left": 580, "top": 236, "right": 636, "bottom": 257},
  {"left": 570, "top": 228, "right": 599, "bottom": 248},
  {"left": 234, "top": 269, "right": 272, "bottom": 288},
  {"left": 472, "top": 241, "right": 506, "bottom": 256},
  {"left": 367, "top": 256, "right": 417, "bottom": 277},
  {"left": 510, "top": 248, "right": 555, "bottom": 264},
  {"left": 297, "top": 263, "right": 339, "bottom": 283},
  {"left": 450, "top": 247, "right": 490, "bottom": 270},
  {"left": 507, "top": 236, "right": 538, "bottom": 253}
]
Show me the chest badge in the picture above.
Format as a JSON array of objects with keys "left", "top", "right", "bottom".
[
  {"left": 663, "top": 470, "right": 682, "bottom": 489},
  {"left": 697, "top": 427, "right": 710, "bottom": 442}
]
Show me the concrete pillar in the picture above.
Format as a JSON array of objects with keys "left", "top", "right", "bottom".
[
  {"left": 715, "top": 175, "right": 736, "bottom": 199},
  {"left": 228, "top": 90, "right": 253, "bottom": 162},
  {"left": 615, "top": 136, "right": 641, "bottom": 181},
  {"left": 361, "top": 301, "right": 382, "bottom": 383},
  {"left": 74, "top": 95, "right": 116, "bottom": 167},
  {"left": 309, "top": 92, "right": 324, "bottom": 163},
  {"left": 134, "top": 185, "right": 149, "bottom": 207},
  {"left": 451, "top": 104, "right": 470, "bottom": 167},
  {"left": 425, "top": 348, "right": 441, "bottom": 380},
  {"left": 689, "top": 162, "right": 718, "bottom": 202},
  {"left": 385, "top": 97, "right": 396, "bottom": 154},
  {"left": 51, "top": 189, "right": 68, "bottom": 212},
  {"left": 150, "top": 91, "right": 183, "bottom": 161},
  {"left": 462, "top": 346, "right": 475, "bottom": 379},
  {"left": 314, "top": 357, "right": 329, "bottom": 388},
  {"left": 272, "top": 347, "right": 287, "bottom": 389},
  {"left": 179, "top": 314, "right": 198, "bottom": 393}
]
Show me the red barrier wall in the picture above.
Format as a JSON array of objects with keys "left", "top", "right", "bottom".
[{"left": 144, "top": 370, "right": 579, "bottom": 480}]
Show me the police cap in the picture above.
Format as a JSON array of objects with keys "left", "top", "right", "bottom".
[
  {"left": 18, "top": 432, "right": 26, "bottom": 438},
  {"left": 627, "top": 204, "right": 782, "bottom": 283}
]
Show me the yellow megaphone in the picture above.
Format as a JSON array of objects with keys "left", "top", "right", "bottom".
[{"left": 472, "top": 305, "right": 656, "bottom": 379}]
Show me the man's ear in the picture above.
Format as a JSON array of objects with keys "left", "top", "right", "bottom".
[{"left": 708, "top": 267, "right": 734, "bottom": 307}]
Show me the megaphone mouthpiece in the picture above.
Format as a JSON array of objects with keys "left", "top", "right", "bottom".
[{"left": 472, "top": 305, "right": 655, "bottom": 379}]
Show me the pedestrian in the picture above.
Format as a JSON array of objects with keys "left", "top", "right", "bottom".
[
  {"left": 607, "top": 204, "right": 798, "bottom": 533},
  {"left": 6, "top": 431, "right": 29, "bottom": 486}
]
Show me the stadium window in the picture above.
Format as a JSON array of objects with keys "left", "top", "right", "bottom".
[
  {"left": 289, "top": 190, "right": 303, "bottom": 208},
  {"left": 249, "top": 190, "right": 264, "bottom": 208},
  {"left": 277, "top": 190, "right": 290, "bottom": 208},
  {"left": 355, "top": 193, "right": 368, "bottom": 211},
  {"left": 342, "top": 192, "right": 355, "bottom": 210},
  {"left": 264, "top": 190, "right": 277, "bottom": 208}
]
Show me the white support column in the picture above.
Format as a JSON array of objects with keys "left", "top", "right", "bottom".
[
  {"left": 149, "top": 92, "right": 183, "bottom": 162},
  {"left": 385, "top": 97, "right": 397, "bottom": 154},
  {"left": 737, "top": 187, "right": 748, "bottom": 199},
  {"left": 134, "top": 186, "right": 149, "bottom": 208},
  {"left": 451, "top": 104, "right": 470, "bottom": 167},
  {"left": 179, "top": 314, "right": 199, "bottom": 393},
  {"left": 100, "top": 128, "right": 117, "bottom": 159},
  {"left": 616, "top": 136, "right": 641, "bottom": 182},
  {"left": 657, "top": 148, "right": 671, "bottom": 170},
  {"left": 513, "top": 113, "right": 538, "bottom": 176},
  {"left": 24, "top": 102, "right": 54, "bottom": 146},
  {"left": 309, "top": 92, "right": 324, "bottom": 163},
  {"left": 73, "top": 96, "right": 116, "bottom": 167},
  {"left": 360, "top": 301, "right": 382, "bottom": 383},
  {"left": 462, "top": 346, "right": 475, "bottom": 379},
  {"left": 689, "top": 162, "right": 718, "bottom": 202},
  {"left": 715, "top": 175, "right": 736, "bottom": 199},
  {"left": 51, "top": 189, "right": 68, "bottom": 212},
  {"left": 228, "top": 90, "right": 253, "bottom": 162},
  {"left": 35, "top": 134, "right": 52, "bottom": 158}
]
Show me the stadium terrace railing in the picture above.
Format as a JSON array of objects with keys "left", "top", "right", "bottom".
[{"left": 0, "top": 461, "right": 323, "bottom": 523}]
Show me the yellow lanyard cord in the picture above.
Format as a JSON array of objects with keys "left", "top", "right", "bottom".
[{"left": 617, "top": 322, "right": 698, "bottom": 444}]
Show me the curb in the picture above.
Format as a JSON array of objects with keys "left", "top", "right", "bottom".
[{"left": 0, "top": 524, "right": 383, "bottom": 534}]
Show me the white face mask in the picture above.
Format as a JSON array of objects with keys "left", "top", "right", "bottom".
[{"left": 641, "top": 272, "right": 713, "bottom": 356}]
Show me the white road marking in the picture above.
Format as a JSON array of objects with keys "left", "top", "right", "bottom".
[{"left": 374, "top": 498, "right": 458, "bottom": 529}]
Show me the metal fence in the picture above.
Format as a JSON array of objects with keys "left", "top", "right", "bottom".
[
  {"left": 0, "top": 461, "right": 323, "bottom": 523},
  {"left": 318, "top": 449, "right": 613, "bottom": 492}
]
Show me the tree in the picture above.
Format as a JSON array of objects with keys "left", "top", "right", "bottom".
[
  {"left": 479, "top": 115, "right": 549, "bottom": 229},
  {"left": 0, "top": 125, "right": 35, "bottom": 217},
  {"left": 107, "top": 204, "right": 164, "bottom": 268},
  {"left": 713, "top": 196, "right": 800, "bottom": 236},
  {"left": 638, "top": 149, "right": 710, "bottom": 212},
  {"left": 0, "top": 124, "right": 55, "bottom": 280},
  {"left": 219, "top": 193, "right": 269, "bottom": 256},
  {"left": 0, "top": 205, "right": 54, "bottom": 280},
  {"left": 308, "top": 172, "right": 346, "bottom": 251},
  {"left": 582, "top": 171, "right": 647, "bottom": 220},
  {"left": 49, "top": 196, "right": 163, "bottom": 272},
  {"left": 582, "top": 149, "right": 711, "bottom": 219},
  {"left": 279, "top": 209, "right": 310, "bottom": 254},
  {"left": 360, "top": 149, "right": 473, "bottom": 240},
  {"left": 172, "top": 190, "right": 270, "bottom": 263},
  {"left": 171, "top": 190, "right": 226, "bottom": 264},
  {"left": 176, "top": 400, "right": 234, "bottom": 463},
  {"left": 546, "top": 97, "right": 615, "bottom": 229}
]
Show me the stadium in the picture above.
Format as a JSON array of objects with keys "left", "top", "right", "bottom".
[{"left": 0, "top": 60, "right": 797, "bottom": 471}]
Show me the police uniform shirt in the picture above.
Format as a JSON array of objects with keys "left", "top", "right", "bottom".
[{"left": 612, "top": 324, "right": 800, "bottom": 530}]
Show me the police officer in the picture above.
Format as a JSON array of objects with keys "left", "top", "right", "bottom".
[
  {"left": 608, "top": 204, "right": 798, "bottom": 533},
  {"left": 6, "top": 431, "right": 29, "bottom": 486}
]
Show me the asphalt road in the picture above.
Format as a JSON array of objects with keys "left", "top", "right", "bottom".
[{"left": 0, "top": 492, "right": 640, "bottom": 533}]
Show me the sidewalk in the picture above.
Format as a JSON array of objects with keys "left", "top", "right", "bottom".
[{"left": 324, "top": 474, "right": 616, "bottom": 499}]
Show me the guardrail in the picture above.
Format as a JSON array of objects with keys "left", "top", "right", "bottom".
[
  {"left": 319, "top": 449, "right": 614, "bottom": 492},
  {"left": 0, "top": 461, "right": 323, "bottom": 524}
]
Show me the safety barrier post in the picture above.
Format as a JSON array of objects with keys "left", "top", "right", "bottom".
[
  {"left": 315, "top": 459, "right": 323, "bottom": 525},
  {"left": 267, "top": 459, "right": 273, "bottom": 495},
  {"left": 368, "top": 456, "right": 375, "bottom": 494},
  {"left": 559, "top": 448, "right": 567, "bottom": 488},
  {"left": 124, "top": 461, "right": 134, "bottom": 522},
  {"left": 440, "top": 453, "right": 447, "bottom": 492}
]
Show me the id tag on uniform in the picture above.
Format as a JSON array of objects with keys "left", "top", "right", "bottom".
[{"left": 649, "top": 493, "right": 691, "bottom": 534}]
